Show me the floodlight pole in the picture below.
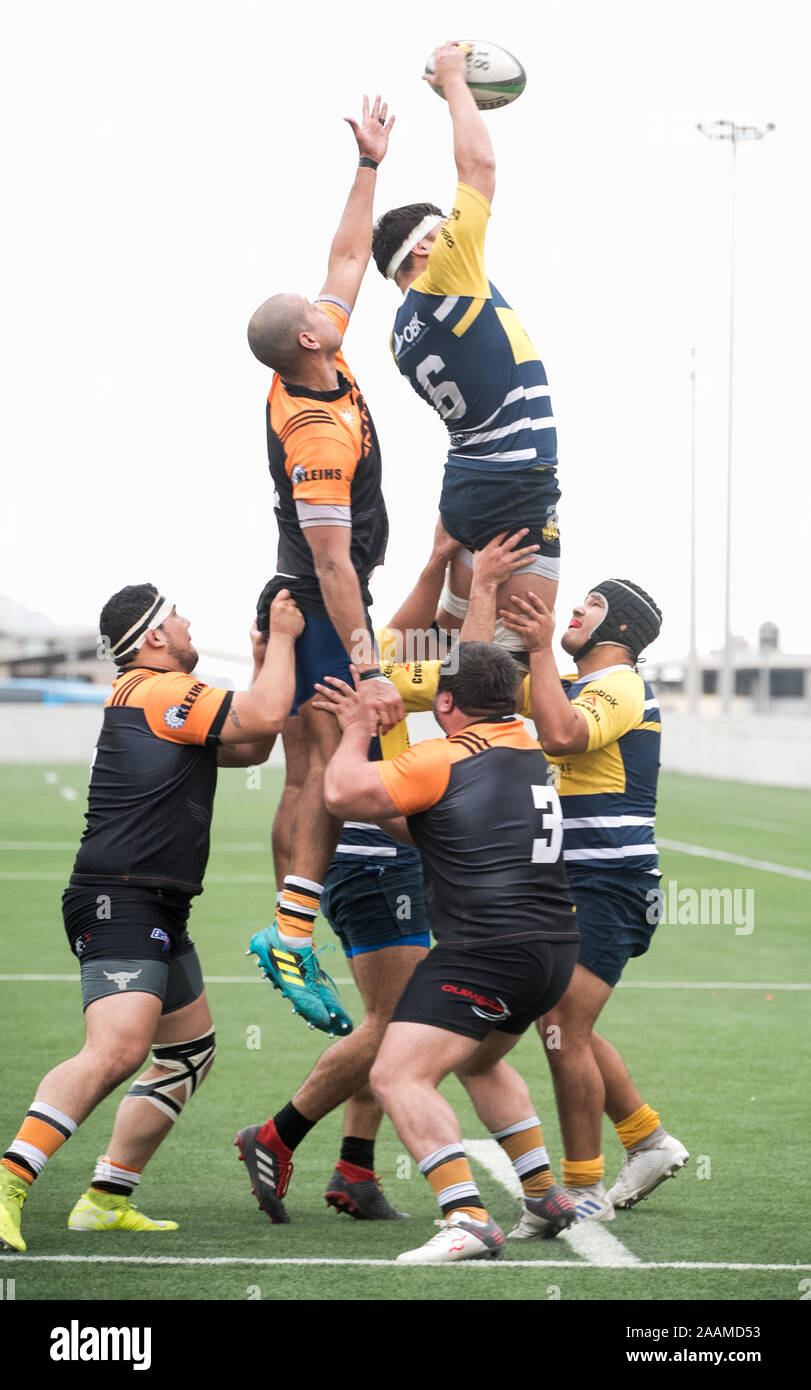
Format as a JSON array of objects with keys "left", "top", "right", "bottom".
[
  {"left": 696, "top": 120, "right": 775, "bottom": 716},
  {"left": 687, "top": 349, "right": 699, "bottom": 716}
]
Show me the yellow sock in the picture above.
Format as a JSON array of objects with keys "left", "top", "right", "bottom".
[
  {"left": 615, "top": 1104, "right": 660, "bottom": 1150},
  {"left": 562, "top": 1156, "right": 604, "bottom": 1188}
]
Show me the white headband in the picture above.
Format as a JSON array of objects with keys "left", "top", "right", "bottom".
[
  {"left": 110, "top": 594, "right": 175, "bottom": 663},
  {"left": 385, "top": 214, "right": 445, "bottom": 281}
]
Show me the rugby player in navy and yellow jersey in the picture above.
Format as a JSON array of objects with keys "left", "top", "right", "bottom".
[
  {"left": 245, "top": 96, "right": 405, "bottom": 1040},
  {"left": 499, "top": 583, "right": 689, "bottom": 1229},
  {"left": 312, "top": 644, "right": 579, "bottom": 1264},
  {"left": 372, "top": 42, "right": 560, "bottom": 658},
  {"left": 0, "top": 585, "right": 301, "bottom": 1254}
]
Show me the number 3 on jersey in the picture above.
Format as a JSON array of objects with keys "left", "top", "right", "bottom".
[
  {"left": 531, "top": 784, "right": 563, "bottom": 863},
  {"left": 415, "top": 354, "right": 467, "bottom": 421}
]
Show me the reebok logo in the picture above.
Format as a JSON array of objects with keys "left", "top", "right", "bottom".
[{"left": 50, "top": 1321, "right": 151, "bottom": 1371}]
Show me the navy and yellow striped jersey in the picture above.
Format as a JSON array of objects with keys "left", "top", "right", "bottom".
[
  {"left": 545, "top": 666, "right": 661, "bottom": 875},
  {"left": 390, "top": 183, "right": 556, "bottom": 474}
]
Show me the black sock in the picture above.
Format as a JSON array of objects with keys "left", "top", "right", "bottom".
[
  {"left": 340, "top": 1136, "right": 375, "bottom": 1170},
  {"left": 92, "top": 1180, "right": 134, "bottom": 1197},
  {"left": 272, "top": 1101, "right": 316, "bottom": 1153}
]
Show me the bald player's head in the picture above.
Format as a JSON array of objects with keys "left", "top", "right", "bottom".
[{"left": 247, "top": 293, "right": 312, "bottom": 374}]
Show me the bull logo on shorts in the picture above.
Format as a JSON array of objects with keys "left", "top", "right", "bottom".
[{"left": 103, "top": 970, "right": 143, "bottom": 991}]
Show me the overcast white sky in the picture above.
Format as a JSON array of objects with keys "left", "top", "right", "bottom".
[{"left": 2, "top": 0, "right": 809, "bottom": 673}]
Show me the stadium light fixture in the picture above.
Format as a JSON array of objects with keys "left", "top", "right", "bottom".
[{"left": 696, "top": 120, "right": 775, "bottom": 717}]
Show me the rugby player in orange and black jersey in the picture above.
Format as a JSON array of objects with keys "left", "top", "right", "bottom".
[
  {"left": 317, "top": 640, "right": 579, "bottom": 1261},
  {"left": 320, "top": 641, "right": 579, "bottom": 1044},
  {"left": 258, "top": 298, "right": 388, "bottom": 636},
  {"left": 0, "top": 586, "right": 300, "bottom": 1252},
  {"left": 64, "top": 586, "right": 300, "bottom": 994}
]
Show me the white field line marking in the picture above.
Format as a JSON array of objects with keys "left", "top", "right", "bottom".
[
  {"left": 0, "top": 975, "right": 807, "bottom": 991},
  {"left": 5, "top": 836, "right": 809, "bottom": 880},
  {"left": 658, "top": 838, "right": 811, "bottom": 882},
  {"left": 0, "top": 873, "right": 276, "bottom": 883},
  {"left": 463, "top": 1137, "right": 640, "bottom": 1268},
  {"left": 4, "top": 1254, "right": 809, "bottom": 1272},
  {"left": 616, "top": 981, "right": 811, "bottom": 991},
  {"left": 725, "top": 818, "right": 795, "bottom": 835},
  {"left": 0, "top": 842, "right": 270, "bottom": 853},
  {"left": 0, "top": 973, "right": 356, "bottom": 986}
]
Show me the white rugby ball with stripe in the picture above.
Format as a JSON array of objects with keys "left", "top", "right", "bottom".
[{"left": 425, "top": 41, "right": 527, "bottom": 110}]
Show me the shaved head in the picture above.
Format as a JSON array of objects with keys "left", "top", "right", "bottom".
[{"left": 247, "top": 293, "right": 311, "bottom": 373}]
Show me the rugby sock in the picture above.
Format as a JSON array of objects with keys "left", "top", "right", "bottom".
[
  {"left": 340, "top": 1136, "right": 375, "bottom": 1171},
  {"left": 419, "top": 1145, "right": 488, "bottom": 1222},
  {"left": 562, "top": 1156, "right": 605, "bottom": 1188},
  {"left": 493, "top": 1116, "right": 555, "bottom": 1197},
  {"left": 277, "top": 876, "right": 322, "bottom": 944},
  {"left": 615, "top": 1104, "right": 663, "bottom": 1151},
  {"left": 90, "top": 1155, "right": 141, "bottom": 1197},
  {"left": 2, "top": 1101, "right": 78, "bottom": 1184},
  {"left": 260, "top": 1104, "right": 315, "bottom": 1155}
]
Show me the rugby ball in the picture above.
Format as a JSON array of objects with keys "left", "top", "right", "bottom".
[{"left": 425, "top": 41, "right": 526, "bottom": 110}]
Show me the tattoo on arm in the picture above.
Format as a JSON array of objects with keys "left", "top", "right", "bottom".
[{"left": 228, "top": 705, "right": 242, "bottom": 729}]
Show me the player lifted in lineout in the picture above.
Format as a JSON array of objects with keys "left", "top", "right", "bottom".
[
  {"left": 246, "top": 97, "right": 404, "bottom": 1037},
  {"left": 372, "top": 41, "right": 560, "bottom": 661}
]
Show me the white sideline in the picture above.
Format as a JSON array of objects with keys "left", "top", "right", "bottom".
[
  {"left": 3, "top": 836, "right": 811, "bottom": 883},
  {"left": 1, "top": 975, "right": 809, "bottom": 990},
  {"left": 3, "top": 1254, "right": 808, "bottom": 1272},
  {"left": 658, "top": 838, "right": 811, "bottom": 882},
  {"left": 463, "top": 1138, "right": 641, "bottom": 1267}
]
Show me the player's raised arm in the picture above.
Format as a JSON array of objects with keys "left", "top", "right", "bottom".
[
  {"left": 320, "top": 94, "right": 395, "bottom": 311},
  {"left": 218, "top": 591, "right": 303, "bottom": 750},
  {"left": 424, "top": 42, "right": 495, "bottom": 202}
]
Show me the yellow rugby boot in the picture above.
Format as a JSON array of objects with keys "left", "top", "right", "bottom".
[
  {"left": 68, "top": 1189, "right": 178, "bottom": 1232},
  {"left": 0, "top": 1166, "right": 29, "bottom": 1252}
]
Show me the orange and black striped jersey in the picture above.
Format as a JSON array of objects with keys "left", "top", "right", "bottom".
[
  {"left": 264, "top": 298, "right": 389, "bottom": 622},
  {"left": 70, "top": 666, "right": 233, "bottom": 896},
  {"left": 376, "top": 717, "right": 576, "bottom": 947}
]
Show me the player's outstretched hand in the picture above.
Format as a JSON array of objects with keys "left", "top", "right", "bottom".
[
  {"left": 313, "top": 674, "right": 377, "bottom": 735},
  {"left": 269, "top": 589, "right": 305, "bottom": 640},
  {"left": 499, "top": 591, "right": 556, "bottom": 652},
  {"left": 345, "top": 94, "right": 395, "bottom": 165},
  {"left": 424, "top": 41, "right": 469, "bottom": 89},
  {"left": 472, "top": 530, "right": 540, "bottom": 589}
]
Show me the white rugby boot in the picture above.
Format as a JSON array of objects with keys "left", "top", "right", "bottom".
[
  {"left": 607, "top": 1132, "right": 689, "bottom": 1210},
  {"left": 561, "top": 1180, "right": 615, "bottom": 1222},
  {"left": 396, "top": 1211, "right": 505, "bottom": 1264}
]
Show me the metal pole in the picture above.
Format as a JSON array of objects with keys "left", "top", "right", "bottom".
[
  {"left": 696, "top": 121, "right": 774, "bottom": 716},
  {"left": 720, "top": 138, "right": 737, "bottom": 716},
  {"left": 687, "top": 348, "right": 700, "bottom": 715}
]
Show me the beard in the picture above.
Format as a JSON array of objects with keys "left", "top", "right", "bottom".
[{"left": 165, "top": 634, "right": 198, "bottom": 674}]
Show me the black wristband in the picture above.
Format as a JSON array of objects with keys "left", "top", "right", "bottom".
[
  {"left": 358, "top": 666, "right": 383, "bottom": 681},
  {"left": 358, "top": 157, "right": 378, "bottom": 171}
]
